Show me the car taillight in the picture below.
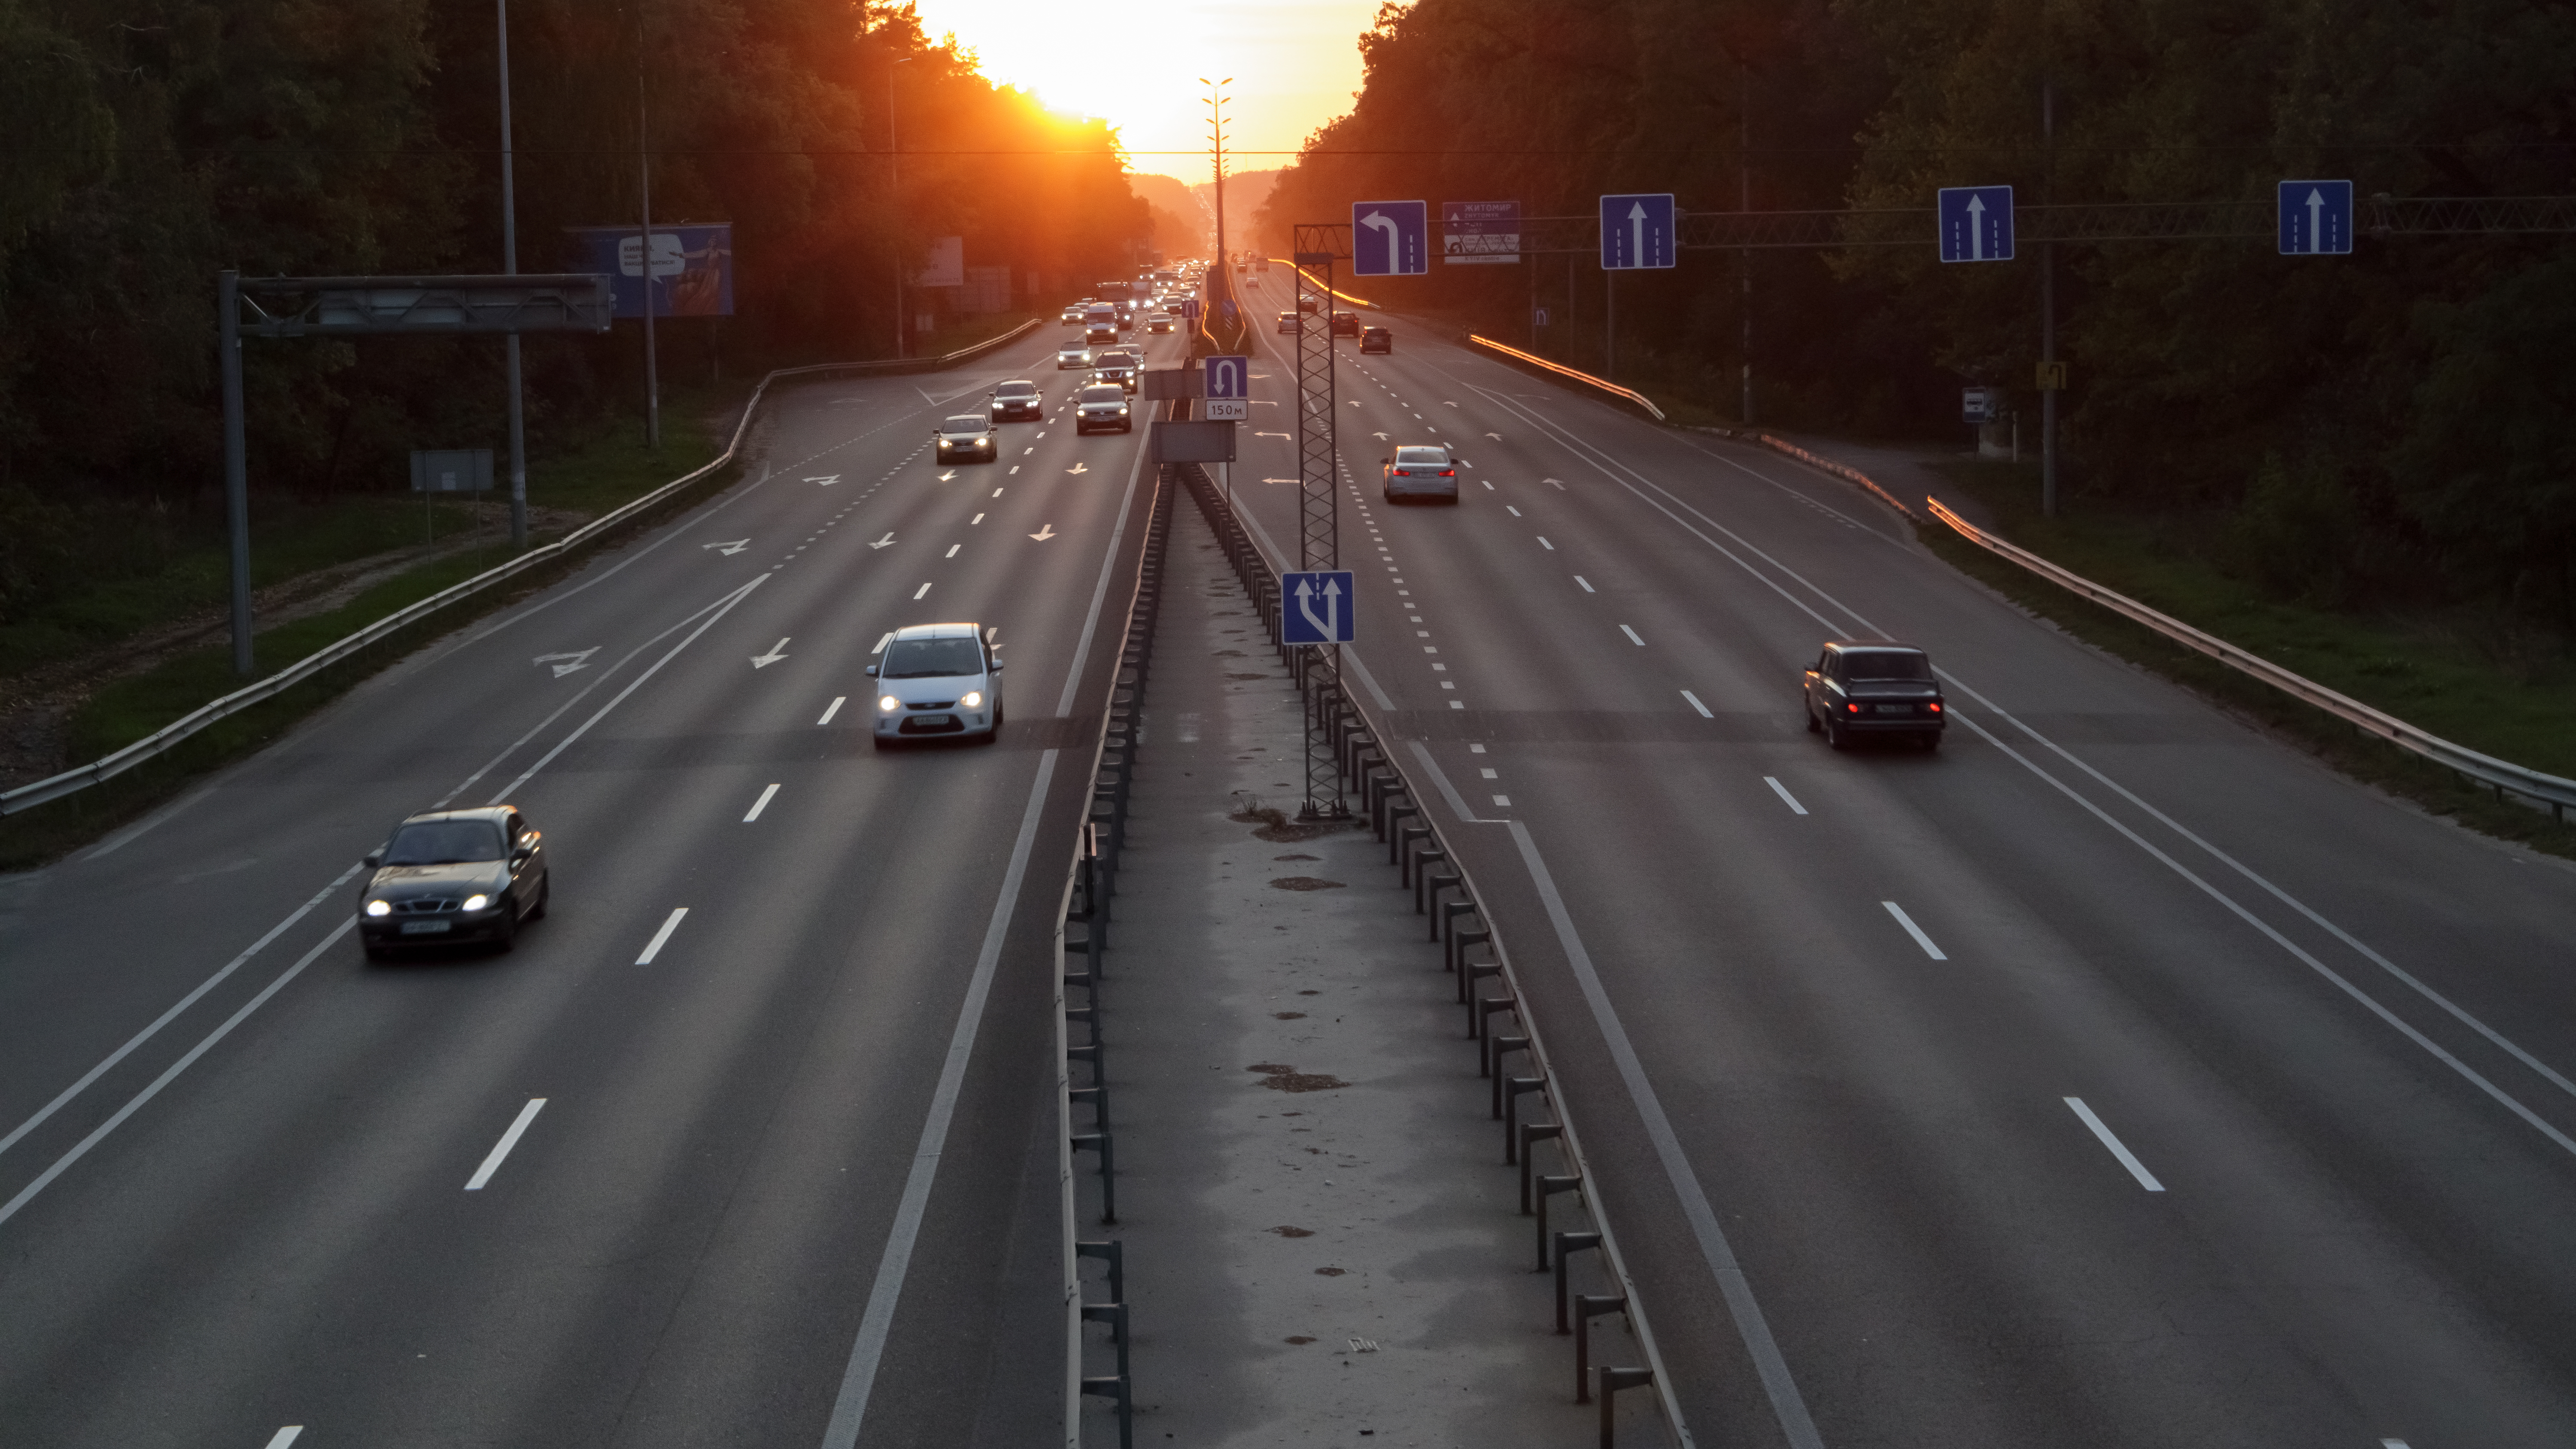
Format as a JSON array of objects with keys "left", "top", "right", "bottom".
[
  {"left": 1927, "top": 701, "right": 1941, "bottom": 712},
  {"left": 1441, "top": 469, "right": 1455, "bottom": 477},
  {"left": 1847, "top": 703, "right": 1860, "bottom": 713}
]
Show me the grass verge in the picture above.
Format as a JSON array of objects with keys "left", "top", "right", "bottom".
[
  {"left": 0, "top": 397, "right": 735, "bottom": 870},
  {"left": 1918, "top": 459, "right": 2576, "bottom": 861}
]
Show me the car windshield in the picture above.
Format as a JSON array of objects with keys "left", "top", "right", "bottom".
[
  {"left": 996, "top": 382, "right": 1037, "bottom": 397},
  {"left": 881, "top": 638, "right": 985, "bottom": 679},
  {"left": 383, "top": 819, "right": 505, "bottom": 865},
  {"left": 1843, "top": 650, "right": 1934, "bottom": 680},
  {"left": 1098, "top": 353, "right": 1136, "bottom": 367},
  {"left": 1081, "top": 385, "right": 1126, "bottom": 403},
  {"left": 943, "top": 416, "right": 986, "bottom": 433},
  {"left": 1395, "top": 447, "right": 1448, "bottom": 465}
]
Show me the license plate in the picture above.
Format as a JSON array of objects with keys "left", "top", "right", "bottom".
[
  {"left": 399, "top": 919, "right": 452, "bottom": 934},
  {"left": 1874, "top": 704, "right": 1912, "bottom": 714}
]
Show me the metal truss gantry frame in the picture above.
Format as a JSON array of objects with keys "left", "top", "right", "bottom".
[
  {"left": 1290, "top": 224, "right": 1351, "bottom": 821},
  {"left": 218, "top": 271, "right": 612, "bottom": 673}
]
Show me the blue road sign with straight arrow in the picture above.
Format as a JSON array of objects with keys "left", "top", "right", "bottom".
[
  {"left": 1352, "top": 201, "right": 1429, "bottom": 276},
  {"left": 1598, "top": 193, "right": 1676, "bottom": 269},
  {"left": 1280, "top": 571, "right": 1356, "bottom": 645},
  {"left": 2278, "top": 179, "right": 2354, "bottom": 255},
  {"left": 1937, "top": 185, "right": 2014, "bottom": 262}
]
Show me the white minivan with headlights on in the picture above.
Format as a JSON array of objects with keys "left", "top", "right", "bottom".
[{"left": 868, "top": 623, "right": 1003, "bottom": 746}]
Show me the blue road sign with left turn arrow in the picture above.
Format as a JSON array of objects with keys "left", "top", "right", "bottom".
[
  {"left": 1281, "top": 571, "right": 1356, "bottom": 644},
  {"left": 1598, "top": 193, "right": 1676, "bottom": 269},
  {"left": 1352, "top": 201, "right": 1429, "bottom": 276},
  {"left": 1938, "top": 186, "right": 2014, "bottom": 262},
  {"left": 2278, "top": 180, "right": 2354, "bottom": 255}
]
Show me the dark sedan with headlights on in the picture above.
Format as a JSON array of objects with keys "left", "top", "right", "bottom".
[
  {"left": 1803, "top": 641, "right": 1946, "bottom": 750},
  {"left": 357, "top": 807, "right": 549, "bottom": 957}
]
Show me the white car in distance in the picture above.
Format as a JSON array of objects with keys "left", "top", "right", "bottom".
[{"left": 869, "top": 624, "right": 1004, "bottom": 746}]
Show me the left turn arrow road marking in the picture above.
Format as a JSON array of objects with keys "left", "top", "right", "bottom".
[{"left": 751, "top": 638, "right": 791, "bottom": 668}]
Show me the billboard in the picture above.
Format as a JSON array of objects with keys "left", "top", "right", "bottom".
[
  {"left": 1443, "top": 201, "right": 1520, "bottom": 265},
  {"left": 568, "top": 224, "right": 734, "bottom": 318},
  {"left": 915, "top": 236, "right": 965, "bottom": 289}
]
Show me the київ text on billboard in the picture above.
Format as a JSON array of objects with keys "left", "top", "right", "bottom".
[
  {"left": 568, "top": 224, "right": 734, "bottom": 318},
  {"left": 1442, "top": 201, "right": 1520, "bottom": 265}
]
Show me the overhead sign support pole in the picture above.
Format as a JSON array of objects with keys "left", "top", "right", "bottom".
[
  {"left": 1292, "top": 222, "right": 1352, "bottom": 820},
  {"left": 217, "top": 273, "right": 612, "bottom": 674},
  {"left": 497, "top": 0, "right": 529, "bottom": 546}
]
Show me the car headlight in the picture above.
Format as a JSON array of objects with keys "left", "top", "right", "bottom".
[
  {"left": 1116, "top": 406, "right": 1128, "bottom": 414},
  {"left": 961, "top": 691, "right": 983, "bottom": 709},
  {"left": 976, "top": 437, "right": 990, "bottom": 446},
  {"left": 880, "top": 695, "right": 902, "bottom": 713},
  {"left": 365, "top": 899, "right": 391, "bottom": 917},
  {"left": 462, "top": 894, "right": 490, "bottom": 912}
]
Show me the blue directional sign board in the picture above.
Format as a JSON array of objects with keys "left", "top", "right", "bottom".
[
  {"left": 1351, "top": 200, "right": 1429, "bottom": 276},
  {"left": 1281, "top": 571, "right": 1356, "bottom": 645},
  {"left": 1937, "top": 186, "right": 2014, "bottom": 263},
  {"left": 2278, "top": 179, "right": 2354, "bottom": 255},
  {"left": 1599, "top": 193, "right": 1676, "bottom": 269},
  {"left": 1203, "top": 354, "right": 1250, "bottom": 420},
  {"left": 1181, "top": 297, "right": 1201, "bottom": 320}
]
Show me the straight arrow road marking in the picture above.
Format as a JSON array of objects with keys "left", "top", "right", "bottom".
[
  {"left": 750, "top": 638, "right": 791, "bottom": 668},
  {"left": 869, "top": 533, "right": 895, "bottom": 549},
  {"left": 465, "top": 1098, "right": 547, "bottom": 1190},
  {"left": 533, "top": 648, "right": 599, "bottom": 678},
  {"left": 1029, "top": 524, "right": 1057, "bottom": 541},
  {"left": 636, "top": 908, "right": 688, "bottom": 964},
  {"left": 702, "top": 539, "right": 749, "bottom": 555},
  {"left": 807, "top": 475, "right": 841, "bottom": 486}
]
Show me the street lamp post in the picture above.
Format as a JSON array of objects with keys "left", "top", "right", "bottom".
[
  {"left": 498, "top": 0, "right": 529, "bottom": 544},
  {"left": 1200, "top": 77, "right": 1232, "bottom": 269},
  {"left": 890, "top": 56, "right": 913, "bottom": 358}
]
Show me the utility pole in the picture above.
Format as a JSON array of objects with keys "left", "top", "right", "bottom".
[
  {"left": 890, "top": 57, "right": 912, "bottom": 358},
  {"left": 636, "top": 42, "right": 660, "bottom": 451},
  {"left": 219, "top": 270, "right": 253, "bottom": 675},
  {"left": 2041, "top": 70, "right": 2057, "bottom": 518},
  {"left": 1740, "top": 60, "right": 1755, "bottom": 426},
  {"left": 1202, "top": 78, "right": 1230, "bottom": 280},
  {"left": 498, "top": 0, "right": 528, "bottom": 545}
]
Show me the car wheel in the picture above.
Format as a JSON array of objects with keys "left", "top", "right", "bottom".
[
  {"left": 1805, "top": 703, "right": 1821, "bottom": 734},
  {"left": 490, "top": 904, "right": 518, "bottom": 953},
  {"left": 1825, "top": 717, "right": 1848, "bottom": 750},
  {"left": 1920, "top": 732, "right": 1941, "bottom": 752},
  {"left": 872, "top": 735, "right": 892, "bottom": 751},
  {"left": 527, "top": 875, "right": 550, "bottom": 921},
  {"left": 365, "top": 943, "right": 391, "bottom": 962}
]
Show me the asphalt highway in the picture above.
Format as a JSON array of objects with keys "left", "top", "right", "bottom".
[
  {"left": 1224, "top": 269, "right": 2576, "bottom": 1448},
  {"left": 0, "top": 325, "right": 1178, "bottom": 1447}
]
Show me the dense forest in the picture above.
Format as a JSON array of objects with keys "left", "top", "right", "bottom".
[
  {"left": 1258, "top": 0, "right": 2576, "bottom": 627},
  {"left": 0, "top": 0, "right": 1150, "bottom": 620}
]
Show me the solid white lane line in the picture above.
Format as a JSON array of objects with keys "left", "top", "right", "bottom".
[
  {"left": 744, "top": 784, "right": 781, "bottom": 822},
  {"left": 464, "top": 1098, "right": 547, "bottom": 1191},
  {"left": 820, "top": 749, "right": 1060, "bottom": 1449},
  {"left": 913, "top": 582, "right": 933, "bottom": 600},
  {"left": 0, "top": 919, "right": 355, "bottom": 1230},
  {"left": 1681, "top": 690, "right": 1713, "bottom": 718},
  {"left": 262, "top": 1429, "right": 304, "bottom": 1449},
  {"left": 1051, "top": 429, "right": 1152, "bottom": 714},
  {"left": 1882, "top": 901, "right": 1947, "bottom": 960},
  {"left": 636, "top": 908, "right": 689, "bottom": 965},
  {"left": 1509, "top": 822, "right": 1819, "bottom": 1449},
  {"left": 1576, "top": 576, "right": 1595, "bottom": 592},
  {"left": 2064, "top": 1097, "right": 2166, "bottom": 1191},
  {"left": 0, "top": 866, "right": 357, "bottom": 1164},
  {"left": 1620, "top": 625, "right": 1645, "bottom": 646},
  {"left": 819, "top": 696, "right": 845, "bottom": 725},
  {"left": 1764, "top": 776, "right": 1808, "bottom": 814},
  {"left": 1537, "top": 537, "right": 1555, "bottom": 550}
]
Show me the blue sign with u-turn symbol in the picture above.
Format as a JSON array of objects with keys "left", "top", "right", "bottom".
[
  {"left": 1351, "top": 201, "right": 1428, "bottom": 276},
  {"left": 1280, "top": 571, "right": 1356, "bottom": 645},
  {"left": 1938, "top": 186, "right": 2014, "bottom": 262},
  {"left": 1203, "top": 354, "right": 1250, "bottom": 420},
  {"left": 2278, "top": 180, "right": 2354, "bottom": 255}
]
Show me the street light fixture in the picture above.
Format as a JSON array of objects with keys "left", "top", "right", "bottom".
[{"left": 1200, "top": 77, "right": 1232, "bottom": 267}]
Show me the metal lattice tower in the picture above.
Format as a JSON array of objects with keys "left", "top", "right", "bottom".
[{"left": 1291, "top": 224, "right": 1349, "bottom": 820}]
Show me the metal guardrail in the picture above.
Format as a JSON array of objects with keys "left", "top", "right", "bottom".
[
  {"left": 1927, "top": 497, "right": 2576, "bottom": 820},
  {"left": 1749, "top": 433, "right": 1920, "bottom": 520},
  {"left": 0, "top": 318, "right": 1046, "bottom": 817},
  {"left": 1464, "top": 335, "right": 1667, "bottom": 421}
]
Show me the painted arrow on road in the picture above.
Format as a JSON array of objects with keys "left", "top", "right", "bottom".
[
  {"left": 1257, "top": 431, "right": 1291, "bottom": 440},
  {"left": 806, "top": 475, "right": 840, "bottom": 486},
  {"left": 1371, "top": 432, "right": 1390, "bottom": 440},
  {"left": 1066, "top": 462, "right": 1090, "bottom": 475},
  {"left": 869, "top": 533, "right": 895, "bottom": 549},
  {"left": 750, "top": 638, "right": 791, "bottom": 669},
  {"left": 702, "top": 539, "right": 749, "bottom": 555},
  {"left": 1029, "top": 524, "right": 1057, "bottom": 541},
  {"left": 534, "top": 648, "right": 599, "bottom": 678},
  {"left": 937, "top": 470, "right": 956, "bottom": 482},
  {"left": 1484, "top": 432, "right": 1503, "bottom": 440}
]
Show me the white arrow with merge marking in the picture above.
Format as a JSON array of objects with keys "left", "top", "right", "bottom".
[
  {"left": 1066, "top": 462, "right": 1089, "bottom": 475},
  {"left": 750, "top": 638, "right": 791, "bottom": 668},
  {"left": 869, "top": 533, "right": 895, "bottom": 549},
  {"left": 702, "top": 539, "right": 749, "bottom": 555},
  {"left": 533, "top": 648, "right": 599, "bottom": 678},
  {"left": 806, "top": 475, "right": 840, "bottom": 486},
  {"left": 937, "top": 470, "right": 956, "bottom": 482},
  {"left": 1029, "top": 524, "right": 1057, "bottom": 541}
]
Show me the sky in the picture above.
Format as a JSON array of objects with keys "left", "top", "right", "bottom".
[{"left": 906, "top": 0, "right": 1379, "bottom": 182}]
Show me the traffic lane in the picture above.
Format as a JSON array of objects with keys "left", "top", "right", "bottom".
[
  {"left": 0, "top": 417, "right": 1149, "bottom": 1441},
  {"left": 0, "top": 375, "right": 962, "bottom": 1144}
]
